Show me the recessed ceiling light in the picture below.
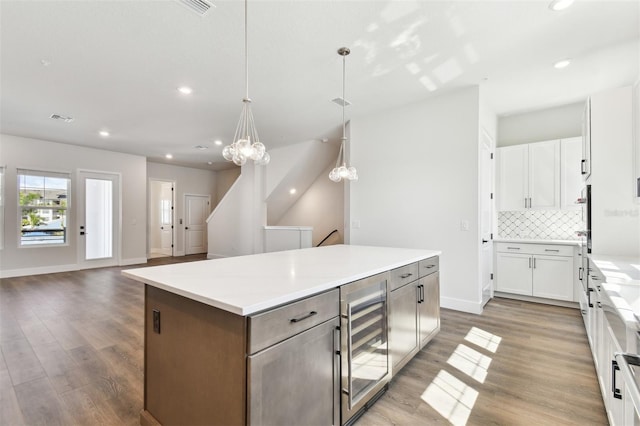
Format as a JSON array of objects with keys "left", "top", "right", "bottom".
[
  {"left": 289, "top": 188, "right": 297, "bottom": 195},
  {"left": 99, "top": 130, "right": 110, "bottom": 137},
  {"left": 165, "top": 154, "right": 173, "bottom": 159},
  {"left": 214, "top": 140, "right": 223, "bottom": 146},
  {"left": 178, "top": 86, "right": 193, "bottom": 95},
  {"left": 548, "top": 0, "right": 575, "bottom": 11},
  {"left": 554, "top": 59, "right": 571, "bottom": 69}
]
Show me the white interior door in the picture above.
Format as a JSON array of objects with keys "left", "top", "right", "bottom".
[
  {"left": 480, "top": 130, "right": 495, "bottom": 306},
  {"left": 78, "top": 171, "right": 119, "bottom": 268},
  {"left": 159, "top": 183, "right": 173, "bottom": 256},
  {"left": 185, "top": 194, "right": 209, "bottom": 255}
]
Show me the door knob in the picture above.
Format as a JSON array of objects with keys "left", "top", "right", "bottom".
[
  {"left": 185, "top": 227, "right": 189, "bottom": 230},
  {"left": 160, "top": 226, "right": 164, "bottom": 230}
]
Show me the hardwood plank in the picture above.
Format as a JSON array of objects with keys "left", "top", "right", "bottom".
[
  {"left": 0, "top": 369, "right": 26, "bottom": 425},
  {"left": 0, "top": 338, "right": 46, "bottom": 386},
  {"left": 14, "top": 376, "right": 71, "bottom": 426}
]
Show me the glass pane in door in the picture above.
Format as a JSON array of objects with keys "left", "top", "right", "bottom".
[{"left": 85, "top": 178, "right": 113, "bottom": 259}]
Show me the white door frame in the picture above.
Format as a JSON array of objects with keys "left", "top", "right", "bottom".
[
  {"left": 184, "top": 193, "right": 210, "bottom": 255},
  {"left": 148, "top": 178, "right": 176, "bottom": 258},
  {"left": 76, "top": 169, "right": 122, "bottom": 269},
  {"left": 479, "top": 128, "right": 495, "bottom": 306}
]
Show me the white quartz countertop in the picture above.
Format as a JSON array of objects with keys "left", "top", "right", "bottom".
[
  {"left": 123, "top": 245, "right": 441, "bottom": 316},
  {"left": 494, "top": 238, "right": 581, "bottom": 246},
  {"left": 591, "top": 254, "right": 640, "bottom": 328}
]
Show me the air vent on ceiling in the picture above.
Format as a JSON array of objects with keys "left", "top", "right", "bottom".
[
  {"left": 50, "top": 114, "right": 74, "bottom": 123},
  {"left": 177, "top": 0, "right": 214, "bottom": 16},
  {"left": 332, "top": 97, "right": 351, "bottom": 107}
]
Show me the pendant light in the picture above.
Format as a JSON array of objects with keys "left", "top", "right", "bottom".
[
  {"left": 222, "top": 0, "right": 270, "bottom": 166},
  {"left": 329, "top": 47, "right": 358, "bottom": 182}
]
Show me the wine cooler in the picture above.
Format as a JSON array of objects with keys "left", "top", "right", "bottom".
[{"left": 340, "top": 271, "right": 390, "bottom": 425}]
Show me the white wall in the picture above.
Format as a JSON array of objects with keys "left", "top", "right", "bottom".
[
  {"left": 498, "top": 101, "right": 584, "bottom": 147},
  {"left": 207, "top": 162, "right": 265, "bottom": 258},
  {"left": 350, "top": 86, "right": 483, "bottom": 314},
  {"left": 147, "top": 162, "right": 217, "bottom": 256},
  {"left": 0, "top": 134, "right": 147, "bottom": 277},
  {"left": 277, "top": 162, "right": 344, "bottom": 246},
  {"left": 216, "top": 167, "right": 240, "bottom": 205}
]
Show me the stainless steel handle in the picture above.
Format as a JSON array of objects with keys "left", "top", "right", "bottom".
[
  {"left": 544, "top": 249, "right": 559, "bottom": 252},
  {"left": 533, "top": 257, "right": 536, "bottom": 268},
  {"left": 615, "top": 353, "right": 640, "bottom": 411},
  {"left": 424, "top": 265, "right": 435, "bottom": 269},
  {"left": 529, "top": 197, "right": 532, "bottom": 208},
  {"left": 346, "top": 303, "right": 353, "bottom": 408},
  {"left": 612, "top": 360, "right": 623, "bottom": 400},
  {"left": 591, "top": 276, "right": 600, "bottom": 281},
  {"left": 524, "top": 198, "right": 528, "bottom": 208},
  {"left": 578, "top": 267, "right": 583, "bottom": 281},
  {"left": 507, "top": 247, "right": 521, "bottom": 250},
  {"left": 417, "top": 285, "right": 422, "bottom": 304},
  {"left": 581, "top": 159, "right": 586, "bottom": 175},
  {"left": 289, "top": 311, "right": 317, "bottom": 323},
  {"left": 420, "top": 285, "right": 425, "bottom": 303},
  {"left": 400, "top": 273, "right": 413, "bottom": 279}
]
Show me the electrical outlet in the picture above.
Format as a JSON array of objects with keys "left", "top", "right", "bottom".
[{"left": 153, "top": 309, "right": 161, "bottom": 334}]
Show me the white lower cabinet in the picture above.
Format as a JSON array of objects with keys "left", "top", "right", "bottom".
[{"left": 495, "top": 242, "right": 575, "bottom": 301}]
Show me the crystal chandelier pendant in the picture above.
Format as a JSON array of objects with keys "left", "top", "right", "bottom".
[
  {"left": 329, "top": 47, "right": 357, "bottom": 182},
  {"left": 222, "top": 0, "right": 269, "bottom": 166}
]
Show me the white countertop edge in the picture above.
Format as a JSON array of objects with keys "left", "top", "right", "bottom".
[
  {"left": 493, "top": 238, "right": 581, "bottom": 246},
  {"left": 124, "top": 247, "right": 442, "bottom": 316}
]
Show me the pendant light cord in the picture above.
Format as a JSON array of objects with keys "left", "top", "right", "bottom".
[
  {"left": 342, "top": 53, "right": 346, "bottom": 144},
  {"left": 245, "top": 0, "right": 249, "bottom": 100}
]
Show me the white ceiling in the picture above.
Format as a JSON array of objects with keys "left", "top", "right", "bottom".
[{"left": 1, "top": 0, "right": 638, "bottom": 170}]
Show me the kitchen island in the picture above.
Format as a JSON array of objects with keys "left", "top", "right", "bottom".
[{"left": 123, "top": 244, "right": 441, "bottom": 426}]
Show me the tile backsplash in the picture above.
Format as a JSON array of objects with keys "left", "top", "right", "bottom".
[{"left": 498, "top": 210, "right": 584, "bottom": 240}]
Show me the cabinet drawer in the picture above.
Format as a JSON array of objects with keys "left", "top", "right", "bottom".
[
  {"left": 418, "top": 256, "right": 439, "bottom": 278},
  {"left": 531, "top": 245, "right": 574, "bottom": 257},
  {"left": 495, "top": 242, "right": 533, "bottom": 254},
  {"left": 390, "top": 262, "right": 419, "bottom": 291},
  {"left": 248, "top": 289, "right": 339, "bottom": 354}
]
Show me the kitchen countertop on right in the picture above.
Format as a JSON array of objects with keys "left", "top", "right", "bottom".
[{"left": 494, "top": 238, "right": 582, "bottom": 246}]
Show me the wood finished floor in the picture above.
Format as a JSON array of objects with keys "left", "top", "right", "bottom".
[{"left": 1, "top": 257, "right": 607, "bottom": 426}]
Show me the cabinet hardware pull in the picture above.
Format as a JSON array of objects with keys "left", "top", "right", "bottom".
[
  {"left": 612, "top": 360, "right": 623, "bottom": 400},
  {"left": 578, "top": 267, "right": 583, "bottom": 281},
  {"left": 424, "top": 265, "right": 435, "bottom": 269},
  {"left": 587, "top": 287, "right": 594, "bottom": 308},
  {"left": 544, "top": 249, "right": 559, "bottom": 252},
  {"left": 533, "top": 258, "right": 536, "bottom": 268},
  {"left": 420, "top": 284, "right": 425, "bottom": 303},
  {"left": 528, "top": 257, "right": 531, "bottom": 268},
  {"left": 290, "top": 311, "right": 317, "bottom": 323},
  {"left": 524, "top": 198, "right": 527, "bottom": 208},
  {"left": 529, "top": 197, "right": 532, "bottom": 208},
  {"left": 417, "top": 285, "right": 422, "bottom": 304},
  {"left": 400, "top": 273, "right": 413, "bottom": 279},
  {"left": 581, "top": 159, "right": 586, "bottom": 175},
  {"left": 507, "top": 247, "right": 520, "bottom": 250}
]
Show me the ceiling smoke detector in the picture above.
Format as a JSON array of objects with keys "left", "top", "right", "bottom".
[
  {"left": 177, "top": 0, "right": 214, "bottom": 16},
  {"left": 50, "top": 114, "right": 74, "bottom": 123},
  {"left": 332, "top": 97, "right": 351, "bottom": 107}
]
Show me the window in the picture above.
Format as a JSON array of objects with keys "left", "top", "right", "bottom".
[{"left": 18, "top": 169, "right": 70, "bottom": 246}]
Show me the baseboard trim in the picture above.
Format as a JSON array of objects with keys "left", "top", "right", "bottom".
[
  {"left": 494, "top": 292, "right": 579, "bottom": 309},
  {"left": 207, "top": 252, "right": 228, "bottom": 259},
  {"left": 440, "top": 296, "right": 484, "bottom": 315},
  {"left": 120, "top": 257, "right": 148, "bottom": 266},
  {"left": 1, "top": 263, "right": 79, "bottom": 279}
]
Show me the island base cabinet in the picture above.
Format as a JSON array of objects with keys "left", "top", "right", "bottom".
[
  {"left": 419, "top": 272, "right": 440, "bottom": 348},
  {"left": 247, "top": 318, "right": 340, "bottom": 426},
  {"left": 389, "top": 282, "right": 419, "bottom": 373},
  {"left": 144, "top": 285, "right": 247, "bottom": 426}
]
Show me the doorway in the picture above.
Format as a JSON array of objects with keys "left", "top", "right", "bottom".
[
  {"left": 149, "top": 180, "right": 174, "bottom": 258},
  {"left": 184, "top": 194, "right": 209, "bottom": 255},
  {"left": 77, "top": 171, "right": 120, "bottom": 269},
  {"left": 480, "top": 129, "right": 495, "bottom": 307}
]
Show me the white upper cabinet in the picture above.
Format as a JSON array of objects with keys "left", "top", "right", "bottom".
[
  {"left": 560, "top": 137, "right": 583, "bottom": 210},
  {"left": 497, "top": 145, "right": 528, "bottom": 211},
  {"left": 528, "top": 140, "right": 560, "bottom": 209},
  {"left": 497, "top": 140, "right": 560, "bottom": 211}
]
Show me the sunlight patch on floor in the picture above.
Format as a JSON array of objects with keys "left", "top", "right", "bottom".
[
  {"left": 421, "top": 370, "right": 479, "bottom": 426},
  {"left": 446, "top": 344, "right": 492, "bottom": 383},
  {"left": 464, "top": 327, "right": 502, "bottom": 353}
]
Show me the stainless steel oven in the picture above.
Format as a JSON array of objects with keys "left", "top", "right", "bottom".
[{"left": 340, "top": 272, "right": 390, "bottom": 425}]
